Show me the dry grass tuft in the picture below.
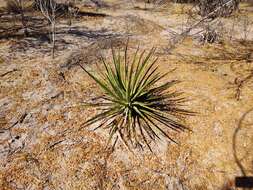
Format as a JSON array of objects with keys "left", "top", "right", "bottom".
[{"left": 4, "top": 0, "right": 32, "bottom": 13}]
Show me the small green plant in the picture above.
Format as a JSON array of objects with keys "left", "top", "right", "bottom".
[{"left": 79, "top": 44, "right": 193, "bottom": 151}]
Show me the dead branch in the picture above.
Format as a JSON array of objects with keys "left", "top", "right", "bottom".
[
  {"left": 234, "top": 70, "right": 253, "bottom": 100},
  {"left": 0, "top": 68, "right": 18, "bottom": 77},
  {"left": 167, "top": 0, "right": 237, "bottom": 51}
]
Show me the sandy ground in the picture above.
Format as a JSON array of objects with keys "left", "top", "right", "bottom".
[{"left": 0, "top": 1, "right": 253, "bottom": 189}]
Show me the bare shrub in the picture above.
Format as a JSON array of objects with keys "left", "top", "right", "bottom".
[
  {"left": 241, "top": 15, "right": 251, "bottom": 41},
  {"left": 66, "top": 0, "right": 79, "bottom": 30},
  {"left": 5, "top": 0, "right": 31, "bottom": 13},
  {"left": 198, "top": 0, "right": 239, "bottom": 17},
  {"left": 37, "top": 0, "right": 57, "bottom": 59},
  {"left": 5, "top": 0, "right": 22, "bottom": 13},
  {"left": 201, "top": 27, "right": 220, "bottom": 43},
  {"left": 4, "top": 0, "right": 31, "bottom": 36}
]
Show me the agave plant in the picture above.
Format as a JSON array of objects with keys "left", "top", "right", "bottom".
[{"left": 79, "top": 45, "right": 192, "bottom": 151}]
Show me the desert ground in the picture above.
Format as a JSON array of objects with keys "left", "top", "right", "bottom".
[{"left": 0, "top": 0, "right": 253, "bottom": 189}]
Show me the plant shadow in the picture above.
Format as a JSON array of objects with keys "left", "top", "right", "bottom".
[{"left": 232, "top": 108, "right": 253, "bottom": 190}]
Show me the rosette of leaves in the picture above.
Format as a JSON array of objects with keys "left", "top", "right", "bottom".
[{"left": 79, "top": 45, "right": 193, "bottom": 152}]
